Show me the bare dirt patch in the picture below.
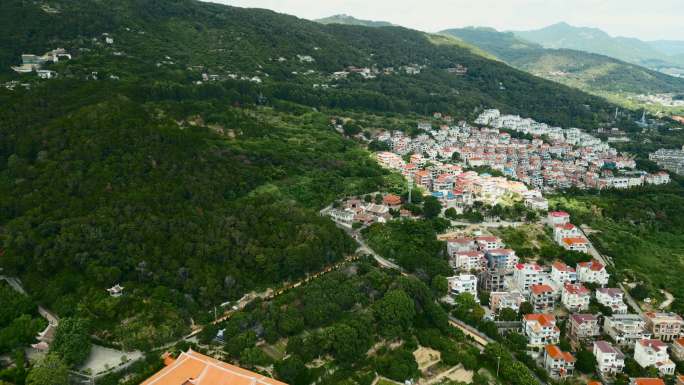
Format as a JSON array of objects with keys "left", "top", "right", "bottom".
[{"left": 413, "top": 346, "right": 441, "bottom": 371}]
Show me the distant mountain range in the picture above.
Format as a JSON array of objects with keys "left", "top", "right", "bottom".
[
  {"left": 513, "top": 22, "right": 684, "bottom": 74},
  {"left": 441, "top": 26, "right": 684, "bottom": 98},
  {"left": 315, "top": 14, "right": 395, "bottom": 28}
]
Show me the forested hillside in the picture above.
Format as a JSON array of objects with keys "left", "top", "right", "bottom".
[{"left": 0, "top": 0, "right": 622, "bottom": 128}]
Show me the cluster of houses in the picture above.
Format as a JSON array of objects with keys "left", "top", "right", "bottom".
[
  {"left": 548, "top": 210, "right": 591, "bottom": 253},
  {"left": 10, "top": 48, "right": 71, "bottom": 79},
  {"left": 443, "top": 211, "right": 684, "bottom": 382},
  {"left": 376, "top": 149, "right": 549, "bottom": 212},
  {"left": 473, "top": 109, "right": 671, "bottom": 190},
  {"left": 649, "top": 145, "right": 684, "bottom": 175},
  {"left": 371, "top": 109, "right": 669, "bottom": 193},
  {"left": 326, "top": 193, "right": 409, "bottom": 228}
]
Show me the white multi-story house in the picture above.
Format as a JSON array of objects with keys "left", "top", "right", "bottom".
[
  {"left": 553, "top": 223, "right": 583, "bottom": 243},
  {"left": 634, "top": 339, "right": 676, "bottom": 376},
  {"left": 604, "top": 314, "right": 651, "bottom": 346},
  {"left": 475, "top": 236, "right": 504, "bottom": 251},
  {"left": 547, "top": 211, "right": 570, "bottom": 226},
  {"left": 447, "top": 237, "right": 477, "bottom": 254},
  {"left": 328, "top": 209, "right": 355, "bottom": 227},
  {"left": 561, "top": 237, "right": 590, "bottom": 253},
  {"left": 544, "top": 345, "right": 575, "bottom": 379},
  {"left": 551, "top": 261, "right": 577, "bottom": 285},
  {"left": 569, "top": 314, "right": 601, "bottom": 343},
  {"left": 644, "top": 312, "right": 684, "bottom": 342},
  {"left": 594, "top": 340, "right": 625, "bottom": 376},
  {"left": 577, "top": 260, "right": 610, "bottom": 286},
  {"left": 448, "top": 274, "right": 478, "bottom": 299},
  {"left": 530, "top": 284, "right": 556, "bottom": 312},
  {"left": 562, "top": 283, "right": 591, "bottom": 312},
  {"left": 450, "top": 251, "right": 486, "bottom": 272},
  {"left": 596, "top": 288, "right": 629, "bottom": 314},
  {"left": 490, "top": 291, "right": 524, "bottom": 314},
  {"left": 524, "top": 314, "right": 561, "bottom": 349},
  {"left": 513, "top": 263, "right": 545, "bottom": 292}
]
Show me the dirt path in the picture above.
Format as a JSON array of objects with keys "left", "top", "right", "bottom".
[{"left": 659, "top": 290, "right": 675, "bottom": 310}]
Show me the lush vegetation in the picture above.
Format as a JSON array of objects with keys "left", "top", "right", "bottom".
[
  {"left": 362, "top": 219, "right": 451, "bottom": 280},
  {"left": 0, "top": 284, "right": 46, "bottom": 356},
  {"left": 0, "top": 0, "right": 626, "bottom": 129},
  {"left": 200, "top": 259, "right": 490, "bottom": 385}
]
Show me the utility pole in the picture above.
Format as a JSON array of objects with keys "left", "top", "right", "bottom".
[
  {"left": 407, "top": 176, "right": 413, "bottom": 204},
  {"left": 496, "top": 355, "right": 501, "bottom": 377}
]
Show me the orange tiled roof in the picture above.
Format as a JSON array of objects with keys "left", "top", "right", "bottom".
[
  {"left": 525, "top": 313, "right": 556, "bottom": 327},
  {"left": 563, "top": 237, "right": 588, "bottom": 245},
  {"left": 552, "top": 261, "right": 575, "bottom": 272},
  {"left": 383, "top": 194, "right": 401, "bottom": 206},
  {"left": 531, "top": 284, "right": 554, "bottom": 295},
  {"left": 633, "top": 378, "right": 665, "bottom": 385},
  {"left": 564, "top": 283, "right": 590, "bottom": 295},
  {"left": 545, "top": 345, "right": 575, "bottom": 362},
  {"left": 140, "top": 350, "right": 288, "bottom": 385}
]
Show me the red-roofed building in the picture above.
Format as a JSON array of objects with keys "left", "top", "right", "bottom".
[
  {"left": 382, "top": 194, "right": 401, "bottom": 208},
  {"left": 530, "top": 284, "right": 556, "bottom": 312},
  {"left": 513, "top": 263, "right": 544, "bottom": 292},
  {"left": 475, "top": 236, "right": 504, "bottom": 251},
  {"left": 524, "top": 314, "right": 560, "bottom": 348},
  {"left": 140, "top": 350, "right": 288, "bottom": 385},
  {"left": 544, "top": 344, "right": 575, "bottom": 379},
  {"left": 551, "top": 261, "right": 577, "bottom": 285},
  {"left": 562, "top": 283, "right": 591, "bottom": 312},
  {"left": 548, "top": 211, "right": 570, "bottom": 226},
  {"left": 630, "top": 379, "right": 665, "bottom": 385},
  {"left": 561, "top": 237, "right": 589, "bottom": 253},
  {"left": 577, "top": 260, "right": 609, "bottom": 286},
  {"left": 554, "top": 223, "right": 582, "bottom": 243}
]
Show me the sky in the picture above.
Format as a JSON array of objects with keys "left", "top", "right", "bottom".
[{"left": 212, "top": 0, "right": 684, "bottom": 41}]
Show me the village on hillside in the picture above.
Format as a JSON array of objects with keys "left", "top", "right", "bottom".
[{"left": 322, "top": 109, "right": 683, "bottom": 385}]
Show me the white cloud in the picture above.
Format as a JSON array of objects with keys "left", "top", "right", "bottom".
[{"left": 210, "top": 0, "right": 684, "bottom": 40}]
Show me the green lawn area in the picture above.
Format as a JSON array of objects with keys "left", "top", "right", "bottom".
[{"left": 261, "top": 339, "right": 288, "bottom": 361}]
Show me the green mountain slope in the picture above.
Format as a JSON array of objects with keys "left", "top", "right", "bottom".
[
  {"left": 0, "top": 0, "right": 636, "bottom": 349},
  {"left": 514, "top": 22, "right": 684, "bottom": 71},
  {"left": 315, "top": 14, "right": 395, "bottom": 27},
  {"left": 442, "top": 27, "right": 684, "bottom": 104},
  {"left": 0, "top": 0, "right": 621, "bottom": 128}
]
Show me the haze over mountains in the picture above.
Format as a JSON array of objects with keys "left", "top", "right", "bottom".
[
  {"left": 514, "top": 22, "right": 684, "bottom": 73},
  {"left": 441, "top": 26, "right": 684, "bottom": 96}
]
